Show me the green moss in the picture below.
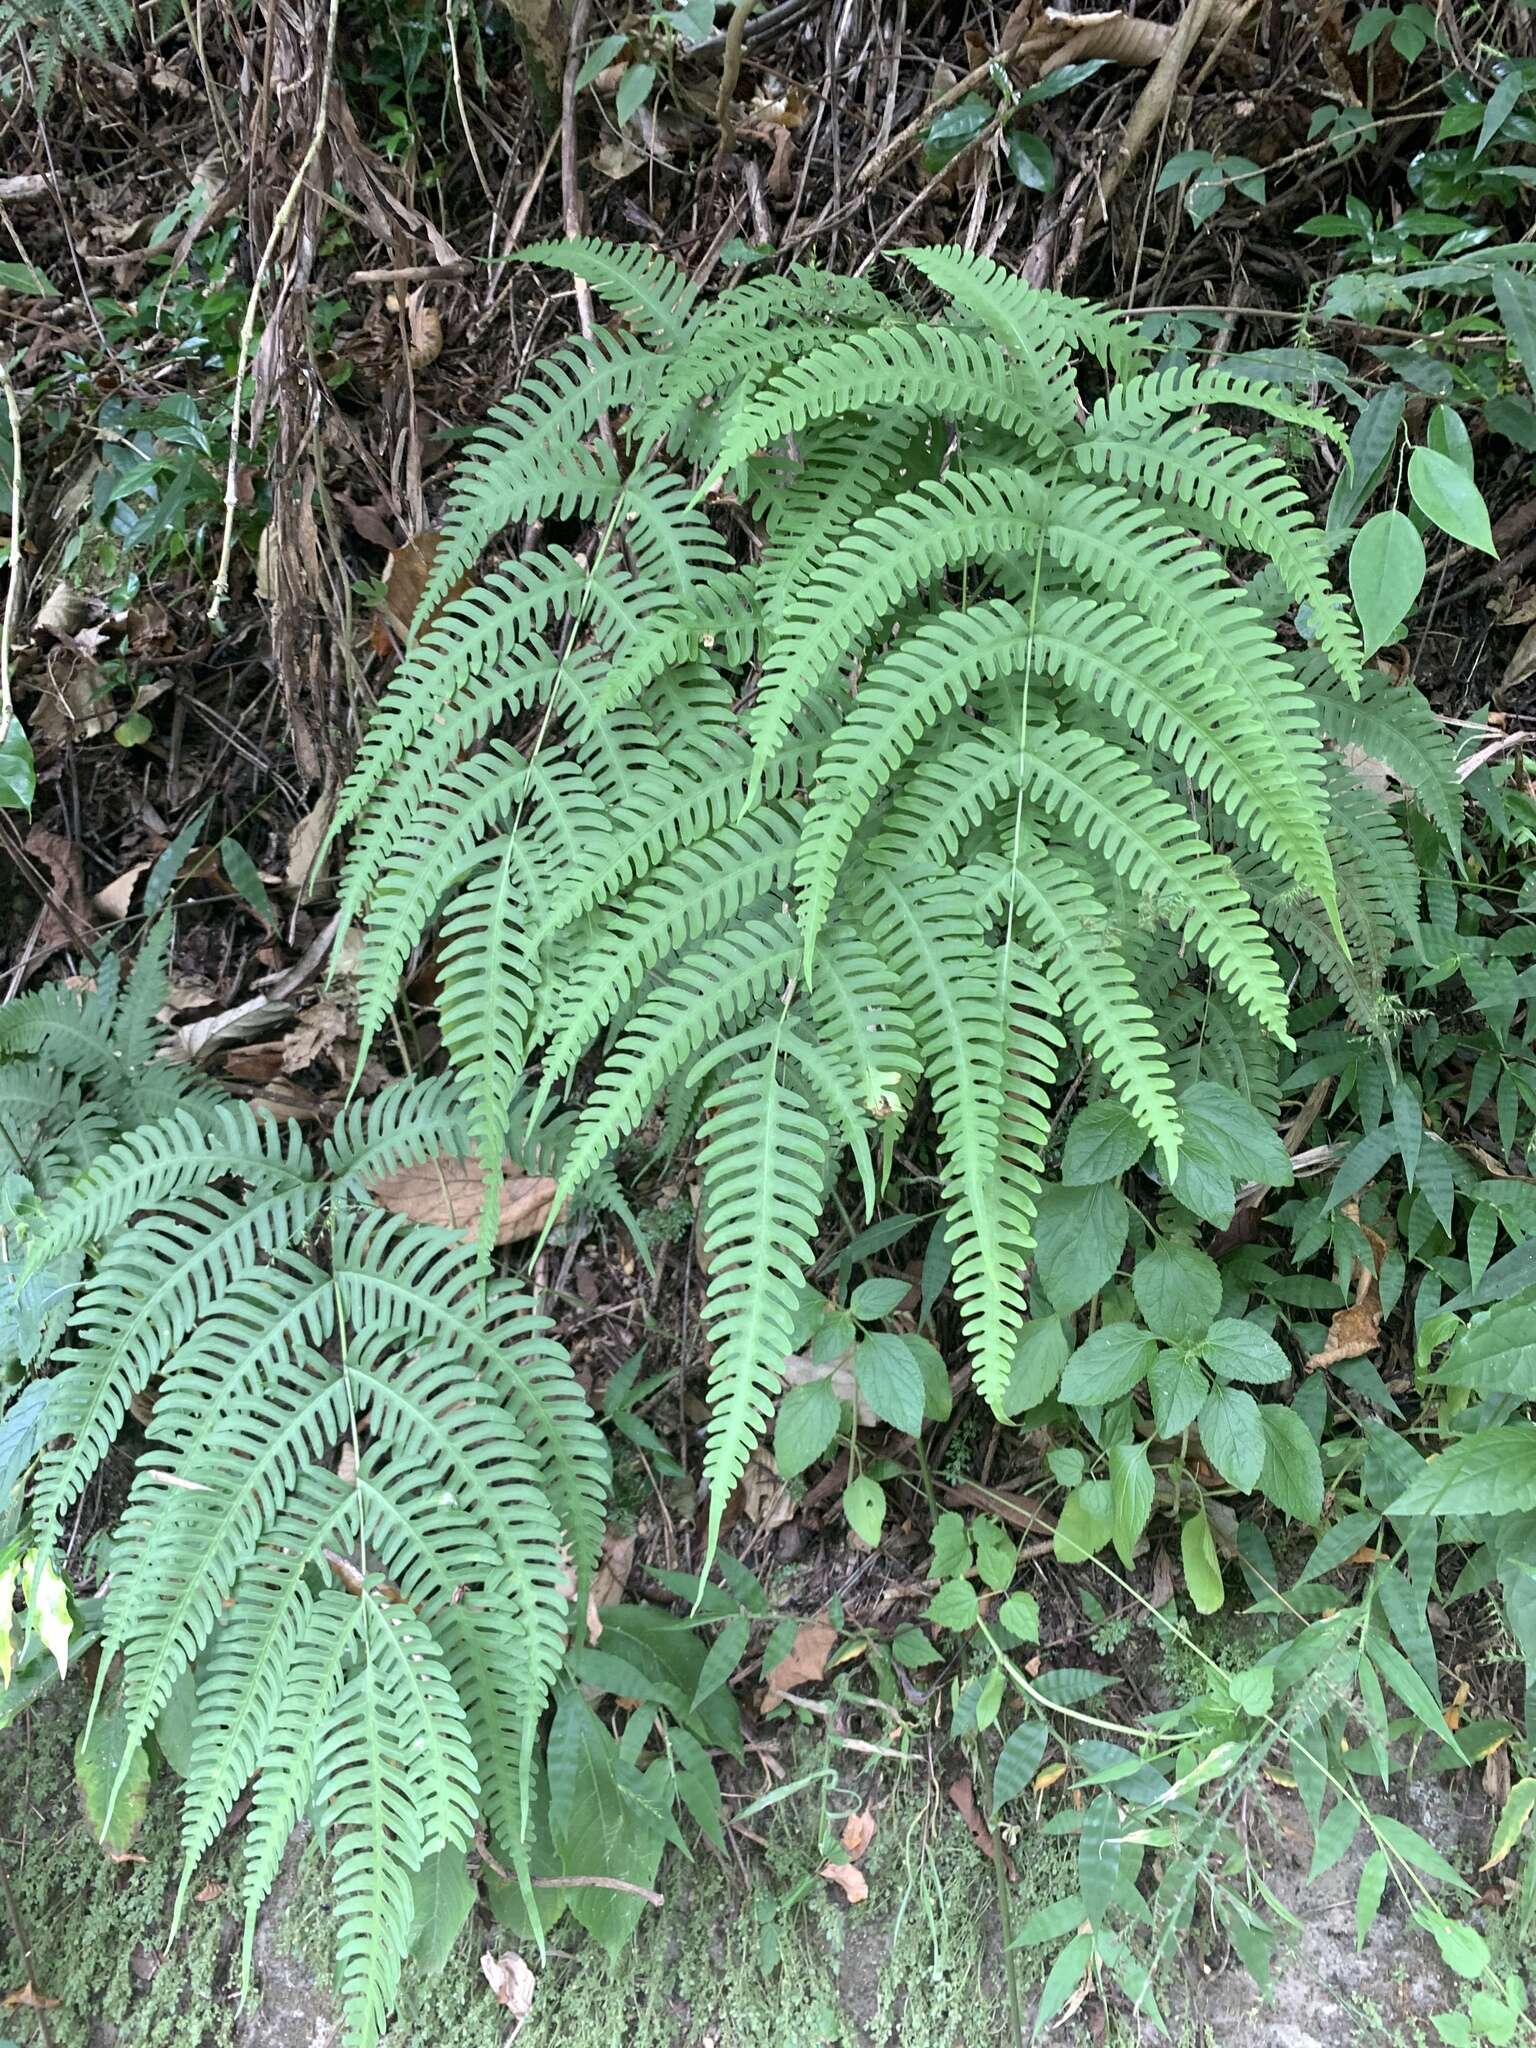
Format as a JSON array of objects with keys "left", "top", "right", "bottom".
[{"left": 0, "top": 1689, "right": 239, "bottom": 2048}]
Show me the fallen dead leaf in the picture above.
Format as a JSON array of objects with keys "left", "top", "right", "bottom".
[
  {"left": 93, "top": 857, "right": 153, "bottom": 921},
  {"left": 369, "top": 532, "right": 470, "bottom": 656},
  {"left": 948, "top": 1774, "right": 1016, "bottom": 1880},
  {"left": 1310, "top": 1199, "right": 1388, "bottom": 1370},
  {"left": 405, "top": 292, "right": 443, "bottom": 370},
  {"left": 840, "top": 1809, "right": 876, "bottom": 1861},
  {"left": 22, "top": 825, "right": 94, "bottom": 961},
  {"left": 782, "top": 1346, "right": 873, "bottom": 1425},
  {"left": 284, "top": 797, "right": 332, "bottom": 898},
  {"left": 480, "top": 1948, "right": 537, "bottom": 2018},
  {"left": 2, "top": 1982, "right": 61, "bottom": 2009},
  {"left": 194, "top": 1879, "right": 225, "bottom": 1902},
  {"left": 737, "top": 1445, "right": 795, "bottom": 1533},
  {"left": 164, "top": 995, "right": 291, "bottom": 1064},
  {"left": 277, "top": 998, "right": 352, "bottom": 1075},
  {"left": 586, "top": 1530, "right": 636, "bottom": 1645},
  {"left": 765, "top": 1618, "right": 837, "bottom": 1697},
  {"left": 368, "top": 1154, "right": 557, "bottom": 1246},
  {"left": 820, "top": 1861, "right": 868, "bottom": 1904}
]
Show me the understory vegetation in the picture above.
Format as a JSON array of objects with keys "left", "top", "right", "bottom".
[{"left": 3, "top": 2, "right": 1536, "bottom": 2045}]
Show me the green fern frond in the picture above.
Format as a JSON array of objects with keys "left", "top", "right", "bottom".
[
  {"left": 696, "top": 1047, "right": 829, "bottom": 1562},
  {"left": 420, "top": 332, "right": 652, "bottom": 615},
  {"left": 795, "top": 600, "right": 1033, "bottom": 963},
  {"left": 318, "top": 1598, "right": 470, "bottom": 2048},
  {"left": 1087, "top": 363, "right": 1349, "bottom": 450},
  {"left": 1075, "top": 417, "right": 1363, "bottom": 692},
  {"left": 983, "top": 842, "right": 1183, "bottom": 1172},
  {"left": 900, "top": 243, "right": 1148, "bottom": 380},
  {"left": 552, "top": 914, "right": 803, "bottom": 1209},
  {"left": 1306, "top": 659, "right": 1464, "bottom": 844},
  {"left": 865, "top": 873, "right": 1025, "bottom": 1406},
  {"left": 713, "top": 326, "right": 1068, "bottom": 484},
  {"left": 539, "top": 805, "right": 800, "bottom": 1096},
  {"left": 0, "top": 0, "right": 134, "bottom": 104},
  {"left": 1020, "top": 721, "right": 1290, "bottom": 1038},
  {"left": 512, "top": 237, "right": 699, "bottom": 348},
  {"left": 747, "top": 467, "right": 1045, "bottom": 774}
]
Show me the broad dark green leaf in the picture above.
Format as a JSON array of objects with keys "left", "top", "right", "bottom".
[
  {"left": 1389, "top": 1425, "right": 1536, "bottom": 1516},
  {"left": 1132, "top": 1242, "right": 1220, "bottom": 1345},
  {"left": 1060, "top": 1323, "right": 1157, "bottom": 1406}
]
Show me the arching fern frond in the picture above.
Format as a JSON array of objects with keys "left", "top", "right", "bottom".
[{"left": 696, "top": 1045, "right": 829, "bottom": 1562}]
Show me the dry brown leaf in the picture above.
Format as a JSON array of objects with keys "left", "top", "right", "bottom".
[
  {"left": 1503, "top": 620, "right": 1536, "bottom": 697},
  {"left": 284, "top": 797, "right": 331, "bottom": 898},
  {"left": 93, "top": 858, "right": 153, "bottom": 921},
  {"left": 165, "top": 995, "right": 290, "bottom": 1064},
  {"left": 840, "top": 1809, "right": 876, "bottom": 1861},
  {"left": 737, "top": 1446, "right": 795, "bottom": 1533},
  {"left": 1310, "top": 1199, "right": 1387, "bottom": 1370},
  {"left": 34, "top": 580, "right": 87, "bottom": 637},
  {"left": 586, "top": 1530, "right": 636, "bottom": 1645},
  {"left": 2, "top": 1982, "right": 62, "bottom": 2009},
  {"left": 947, "top": 1775, "right": 1016, "bottom": 1880},
  {"left": 820, "top": 1861, "right": 868, "bottom": 1904},
  {"left": 480, "top": 1948, "right": 537, "bottom": 2017},
  {"left": 765, "top": 1618, "right": 836, "bottom": 1696},
  {"left": 406, "top": 294, "right": 443, "bottom": 370},
  {"left": 22, "top": 826, "right": 94, "bottom": 961},
  {"left": 369, "top": 533, "right": 469, "bottom": 655},
  {"left": 278, "top": 998, "right": 352, "bottom": 1076},
  {"left": 368, "top": 1154, "right": 557, "bottom": 1247}
]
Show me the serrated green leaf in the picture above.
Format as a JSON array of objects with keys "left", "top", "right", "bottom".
[
  {"left": 1133, "top": 1243, "right": 1221, "bottom": 1345},
  {"left": 1199, "top": 1383, "right": 1266, "bottom": 1492},
  {"left": 1060, "top": 1323, "right": 1156, "bottom": 1406},
  {"left": 1258, "top": 1405, "right": 1324, "bottom": 1522},
  {"left": 854, "top": 1331, "right": 926, "bottom": 1436},
  {"left": 774, "top": 1377, "right": 841, "bottom": 1480}
]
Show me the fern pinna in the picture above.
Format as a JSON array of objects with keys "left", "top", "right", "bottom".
[
  {"left": 332, "top": 239, "right": 1444, "bottom": 1566},
  {"left": 6, "top": 1068, "right": 606, "bottom": 2046}
]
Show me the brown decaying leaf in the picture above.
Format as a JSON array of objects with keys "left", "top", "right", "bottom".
[
  {"left": 947, "top": 1775, "right": 1016, "bottom": 1881},
  {"left": 585, "top": 1530, "right": 636, "bottom": 1646},
  {"left": 480, "top": 1948, "right": 537, "bottom": 2016},
  {"left": 840, "top": 1809, "right": 876, "bottom": 1861},
  {"left": 3, "top": 1983, "right": 62, "bottom": 2009},
  {"left": 368, "top": 1154, "right": 557, "bottom": 1247},
  {"left": 820, "top": 1861, "right": 868, "bottom": 1904},
  {"left": 369, "top": 532, "right": 471, "bottom": 656},
  {"left": 1310, "top": 1200, "right": 1388, "bottom": 1370},
  {"left": 22, "top": 825, "right": 93, "bottom": 961},
  {"left": 764, "top": 1618, "right": 836, "bottom": 1697}
]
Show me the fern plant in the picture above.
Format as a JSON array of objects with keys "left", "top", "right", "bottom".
[
  {"left": 0, "top": 917, "right": 213, "bottom": 1398},
  {"left": 0, "top": 0, "right": 134, "bottom": 101},
  {"left": 331, "top": 239, "right": 1427, "bottom": 1566},
  {"left": 4, "top": 1058, "right": 607, "bottom": 2045}
]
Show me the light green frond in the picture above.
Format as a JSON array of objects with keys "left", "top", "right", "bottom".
[
  {"left": 748, "top": 466, "right": 1046, "bottom": 774},
  {"left": 420, "top": 328, "right": 656, "bottom": 613},
  {"left": 1029, "top": 582, "right": 1334, "bottom": 918},
  {"left": 984, "top": 842, "right": 1183, "bottom": 1172},
  {"left": 900, "top": 243, "right": 1147, "bottom": 379},
  {"left": 795, "top": 600, "right": 1032, "bottom": 963},
  {"left": 867, "top": 728, "right": 1016, "bottom": 871},
  {"left": 433, "top": 841, "right": 536, "bottom": 1248},
  {"left": 538, "top": 805, "right": 800, "bottom": 1096},
  {"left": 310, "top": 1606, "right": 433, "bottom": 2048},
  {"left": 696, "top": 1048, "right": 829, "bottom": 1564},
  {"left": 865, "top": 873, "right": 1026, "bottom": 1406},
  {"left": 713, "top": 325, "right": 1067, "bottom": 483},
  {"left": 552, "top": 914, "right": 803, "bottom": 1209},
  {"left": 806, "top": 923, "right": 921, "bottom": 1118},
  {"left": 323, "top": 1076, "right": 469, "bottom": 1192},
  {"left": 1075, "top": 417, "right": 1362, "bottom": 691},
  {"left": 515, "top": 236, "right": 698, "bottom": 347},
  {"left": 1088, "top": 362, "right": 1349, "bottom": 449},
  {"left": 1306, "top": 659, "right": 1464, "bottom": 845},
  {"left": 1021, "top": 721, "right": 1291, "bottom": 1038}
]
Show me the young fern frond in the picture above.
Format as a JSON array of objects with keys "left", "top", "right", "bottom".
[
  {"left": 901, "top": 241, "right": 1146, "bottom": 380},
  {"left": 511, "top": 236, "right": 699, "bottom": 347}
]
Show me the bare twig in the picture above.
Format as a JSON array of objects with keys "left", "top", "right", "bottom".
[{"left": 0, "top": 362, "right": 21, "bottom": 749}]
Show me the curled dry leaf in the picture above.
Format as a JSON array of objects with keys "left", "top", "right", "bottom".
[
  {"left": 480, "top": 1948, "right": 537, "bottom": 2017},
  {"left": 586, "top": 1529, "right": 636, "bottom": 1645},
  {"left": 947, "top": 1774, "right": 1016, "bottom": 1880},
  {"left": 3, "top": 1982, "right": 62, "bottom": 2009},
  {"left": 1310, "top": 1199, "right": 1387, "bottom": 1370},
  {"left": 764, "top": 1618, "right": 837, "bottom": 1698},
  {"left": 820, "top": 1861, "right": 868, "bottom": 1904},
  {"left": 406, "top": 294, "right": 443, "bottom": 371},
  {"left": 367, "top": 1154, "right": 557, "bottom": 1247},
  {"left": 840, "top": 1809, "right": 876, "bottom": 1861}
]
